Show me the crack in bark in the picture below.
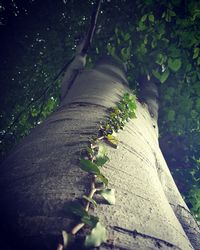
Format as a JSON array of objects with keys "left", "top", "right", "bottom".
[
  {"left": 102, "top": 242, "right": 133, "bottom": 250},
  {"left": 64, "top": 141, "right": 88, "bottom": 147},
  {"left": 49, "top": 118, "right": 73, "bottom": 124},
  {"left": 121, "top": 142, "right": 156, "bottom": 170},
  {"left": 112, "top": 226, "right": 182, "bottom": 249},
  {"left": 125, "top": 125, "right": 158, "bottom": 155},
  {"left": 61, "top": 101, "right": 108, "bottom": 109}
]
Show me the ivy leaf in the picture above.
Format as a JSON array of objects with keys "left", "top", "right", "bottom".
[
  {"left": 129, "top": 111, "right": 136, "bottom": 119},
  {"left": 118, "top": 102, "right": 126, "bottom": 111},
  {"left": 160, "top": 69, "right": 170, "bottom": 83},
  {"left": 156, "top": 53, "right": 167, "bottom": 65},
  {"left": 121, "top": 47, "right": 130, "bottom": 61},
  {"left": 123, "top": 93, "right": 130, "bottom": 101},
  {"left": 124, "top": 33, "right": 130, "bottom": 41},
  {"left": 96, "top": 144, "right": 107, "bottom": 157},
  {"left": 193, "top": 47, "right": 199, "bottom": 59},
  {"left": 148, "top": 14, "right": 155, "bottom": 22},
  {"left": 82, "top": 195, "right": 97, "bottom": 207},
  {"left": 81, "top": 214, "right": 99, "bottom": 228},
  {"left": 99, "top": 189, "right": 116, "bottom": 205},
  {"left": 105, "top": 134, "right": 119, "bottom": 148},
  {"left": 186, "top": 64, "right": 192, "bottom": 72},
  {"left": 152, "top": 69, "right": 169, "bottom": 83},
  {"left": 128, "top": 102, "right": 136, "bottom": 111},
  {"left": 80, "top": 158, "right": 100, "bottom": 175},
  {"left": 152, "top": 69, "right": 161, "bottom": 80},
  {"left": 64, "top": 201, "right": 87, "bottom": 219},
  {"left": 84, "top": 222, "right": 107, "bottom": 248},
  {"left": 95, "top": 155, "right": 109, "bottom": 167},
  {"left": 141, "top": 14, "right": 147, "bottom": 22},
  {"left": 168, "top": 58, "right": 182, "bottom": 72},
  {"left": 97, "top": 174, "right": 108, "bottom": 186}
]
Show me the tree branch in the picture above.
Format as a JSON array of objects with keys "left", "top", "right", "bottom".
[{"left": 82, "top": 0, "right": 102, "bottom": 54}]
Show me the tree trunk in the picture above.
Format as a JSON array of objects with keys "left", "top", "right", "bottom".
[{"left": 0, "top": 56, "right": 199, "bottom": 250}]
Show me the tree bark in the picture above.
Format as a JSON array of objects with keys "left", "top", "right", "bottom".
[{"left": 0, "top": 56, "right": 199, "bottom": 250}]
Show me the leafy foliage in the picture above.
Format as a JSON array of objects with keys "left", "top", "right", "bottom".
[{"left": 187, "top": 188, "right": 200, "bottom": 221}]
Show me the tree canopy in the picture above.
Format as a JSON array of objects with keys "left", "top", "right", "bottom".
[{"left": 0, "top": 0, "right": 200, "bottom": 221}]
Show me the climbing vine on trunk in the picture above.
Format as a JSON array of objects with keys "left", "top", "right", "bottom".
[{"left": 57, "top": 92, "right": 137, "bottom": 249}]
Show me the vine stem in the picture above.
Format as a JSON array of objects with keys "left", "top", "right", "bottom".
[
  {"left": 85, "top": 181, "right": 96, "bottom": 211},
  {"left": 71, "top": 177, "right": 97, "bottom": 235},
  {"left": 71, "top": 222, "right": 85, "bottom": 235},
  {"left": 98, "top": 136, "right": 105, "bottom": 141}
]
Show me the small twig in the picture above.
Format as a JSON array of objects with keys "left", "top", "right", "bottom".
[
  {"left": 71, "top": 222, "right": 85, "bottom": 235},
  {"left": 70, "top": 177, "right": 97, "bottom": 235},
  {"left": 81, "top": 0, "right": 102, "bottom": 54},
  {"left": 85, "top": 181, "right": 96, "bottom": 211},
  {"left": 97, "top": 136, "right": 105, "bottom": 141}
]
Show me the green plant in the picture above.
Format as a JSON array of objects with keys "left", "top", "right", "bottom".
[{"left": 60, "top": 92, "right": 136, "bottom": 248}]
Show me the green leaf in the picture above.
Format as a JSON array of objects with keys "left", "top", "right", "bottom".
[
  {"left": 148, "top": 14, "right": 155, "bottom": 22},
  {"left": 64, "top": 201, "right": 87, "bottom": 218},
  {"left": 97, "top": 174, "right": 109, "bottom": 186},
  {"left": 118, "top": 102, "right": 126, "bottom": 111},
  {"left": 152, "top": 69, "right": 161, "bottom": 80},
  {"left": 123, "top": 93, "right": 130, "bottom": 102},
  {"left": 141, "top": 14, "right": 147, "bottom": 22},
  {"left": 129, "top": 111, "right": 136, "bottom": 118},
  {"left": 81, "top": 214, "right": 99, "bottom": 228},
  {"left": 84, "top": 222, "right": 107, "bottom": 248},
  {"left": 121, "top": 47, "right": 130, "bottom": 61},
  {"left": 124, "top": 33, "right": 130, "bottom": 41},
  {"left": 193, "top": 47, "right": 200, "bottom": 59},
  {"left": 186, "top": 64, "right": 192, "bottom": 72},
  {"left": 95, "top": 155, "right": 109, "bottom": 167},
  {"left": 128, "top": 101, "right": 136, "bottom": 111},
  {"left": 80, "top": 158, "right": 100, "bottom": 175},
  {"left": 160, "top": 69, "right": 170, "bottom": 83},
  {"left": 156, "top": 53, "right": 166, "bottom": 65},
  {"left": 168, "top": 58, "right": 182, "bottom": 72},
  {"left": 169, "top": 10, "right": 176, "bottom": 17},
  {"left": 106, "top": 134, "right": 119, "bottom": 148},
  {"left": 96, "top": 144, "right": 107, "bottom": 157},
  {"left": 99, "top": 189, "right": 116, "bottom": 205},
  {"left": 137, "top": 21, "right": 146, "bottom": 31},
  {"left": 152, "top": 69, "right": 169, "bottom": 83},
  {"left": 82, "top": 195, "right": 97, "bottom": 207}
]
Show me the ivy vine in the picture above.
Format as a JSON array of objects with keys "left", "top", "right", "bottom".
[{"left": 58, "top": 92, "right": 137, "bottom": 249}]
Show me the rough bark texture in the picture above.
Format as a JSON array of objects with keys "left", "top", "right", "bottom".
[{"left": 0, "top": 56, "right": 199, "bottom": 250}]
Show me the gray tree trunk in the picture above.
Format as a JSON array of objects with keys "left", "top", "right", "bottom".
[{"left": 0, "top": 56, "right": 199, "bottom": 250}]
